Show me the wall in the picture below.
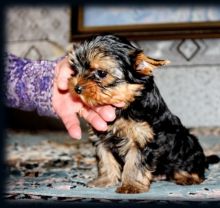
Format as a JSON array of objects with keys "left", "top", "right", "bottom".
[
  {"left": 138, "top": 39, "right": 220, "bottom": 127},
  {"left": 5, "top": 6, "right": 220, "bottom": 127},
  {"left": 5, "top": 6, "right": 70, "bottom": 59}
]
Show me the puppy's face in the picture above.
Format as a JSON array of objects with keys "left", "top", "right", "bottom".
[{"left": 68, "top": 35, "right": 169, "bottom": 107}]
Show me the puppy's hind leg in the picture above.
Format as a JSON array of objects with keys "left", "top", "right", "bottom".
[{"left": 173, "top": 171, "right": 204, "bottom": 185}]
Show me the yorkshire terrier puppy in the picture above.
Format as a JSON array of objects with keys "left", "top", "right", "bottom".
[{"left": 67, "top": 35, "right": 219, "bottom": 194}]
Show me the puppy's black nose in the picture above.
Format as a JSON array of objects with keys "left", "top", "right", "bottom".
[{"left": 74, "top": 85, "right": 82, "bottom": 94}]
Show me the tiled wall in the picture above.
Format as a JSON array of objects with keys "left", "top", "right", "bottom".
[
  {"left": 5, "top": 6, "right": 70, "bottom": 60},
  {"left": 137, "top": 39, "right": 220, "bottom": 127},
  {"left": 5, "top": 6, "right": 220, "bottom": 127}
]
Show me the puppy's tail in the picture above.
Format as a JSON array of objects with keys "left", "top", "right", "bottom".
[{"left": 205, "top": 155, "right": 220, "bottom": 165}]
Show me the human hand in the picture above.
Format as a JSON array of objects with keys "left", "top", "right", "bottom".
[{"left": 52, "top": 57, "right": 124, "bottom": 139}]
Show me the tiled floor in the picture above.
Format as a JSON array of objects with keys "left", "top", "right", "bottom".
[{"left": 4, "top": 129, "right": 220, "bottom": 203}]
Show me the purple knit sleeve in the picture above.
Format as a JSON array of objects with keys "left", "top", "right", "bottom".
[{"left": 3, "top": 53, "right": 60, "bottom": 117}]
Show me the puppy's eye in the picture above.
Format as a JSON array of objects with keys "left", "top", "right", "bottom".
[{"left": 95, "top": 70, "right": 108, "bottom": 79}]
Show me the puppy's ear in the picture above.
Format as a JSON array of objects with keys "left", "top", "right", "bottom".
[
  {"left": 67, "top": 42, "right": 81, "bottom": 66},
  {"left": 66, "top": 42, "right": 80, "bottom": 53},
  {"left": 134, "top": 53, "right": 170, "bottom": 76}
]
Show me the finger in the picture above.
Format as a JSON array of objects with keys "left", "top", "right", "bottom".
[
  {"left": 57, "top": 67, "right": 73, "bottom": 91},
  {"left": 94, "top": 105, "right": 116, "bottom": 122},
  {"left": 80, "top": 107, "right": 108, "bottom": 131},
  {"left": 61, "top": 113, "right": 82, "bottom": 139},
  {"left": 56, "top": 60, "right": 74, "bottom": 91}
]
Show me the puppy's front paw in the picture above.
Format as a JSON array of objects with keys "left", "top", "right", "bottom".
[
  {"left": 116, "top": 183, "right": 150, "bottom": 194},
  {"left": 87, "top": 177, "right": 119, "bottom": 188}
]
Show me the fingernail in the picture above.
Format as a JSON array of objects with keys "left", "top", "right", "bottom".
[
  {"left": 103, "top": 107, "right": 116, "bottom": 122},
  {"left": 73, "top": 136, "right": 81, "bottom": 140},
  {"left": 106, "top": 112, "right": 116, "bottom": 121},
  {"left": 71, "top": 132, "right": 81, "bottom": 140},
  {"left": 114, "top": 102, "right": 126, "bottom": 107},
  {"left": 94, "top": 119, "right": 108, "bottom": 132}
]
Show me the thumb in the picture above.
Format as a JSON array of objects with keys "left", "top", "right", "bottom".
[{"left": 56, "top": 58, "right": 74, "bottom": 91}]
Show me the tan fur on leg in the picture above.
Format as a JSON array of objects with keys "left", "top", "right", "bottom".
[
  {"left": 116, "top": 146, "right": 152, "bottom": 193},
  {"left": 174, "top": 171, "right": 204, "bottom": 185},
  {"left": 88, "top": 143, "right": 121, "bottom": 188}
]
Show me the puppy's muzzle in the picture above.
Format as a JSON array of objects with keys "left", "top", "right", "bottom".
[{"left": 74, "top": 84, "right": 83, "bottom": 94}]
